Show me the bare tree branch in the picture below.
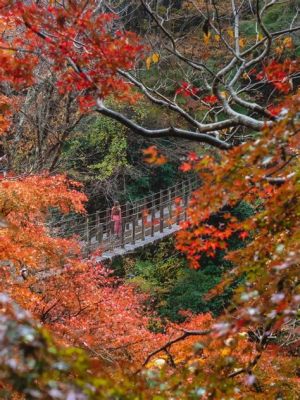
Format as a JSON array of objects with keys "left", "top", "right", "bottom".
[
  {"left": 96, "top": 99, "right": 233, "bottom": 149},
  {"left": 139, "top": 328, "right": 212, "bottom": 370}
]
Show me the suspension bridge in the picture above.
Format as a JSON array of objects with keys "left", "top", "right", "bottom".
[{"left": 50, "top": 177, "right": 198, "bottom": 261}]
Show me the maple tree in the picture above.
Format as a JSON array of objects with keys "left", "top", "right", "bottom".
[
  {"left": 0, "top": 1, "right": 298, "bottom": 147},
  {"left": 0, "top": 0, "right": 142, "bottom": 272},
  {"left": 0, "top": 1, "right": 300, "bottom": 399},
  {"left": 0, "top": 173, "right": 88, "bottom": 308},
  {"left": 0, "top": 0, "right": 143, "bottom": 176},
  {"left": 92, "top": 0, "right": 299, "bottom": 148},
  {"left": 173, "top": 89, "right": 300, "bottom": 396},
  {"left": 29, "top": 262, "right": 168, "bottom": 367}
]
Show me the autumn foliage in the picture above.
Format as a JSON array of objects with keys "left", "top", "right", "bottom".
[
  {"left": 0, "top": 1, "right": 300, "bottom": 399},
  {"left": 0, "top": 1, "right": 142, "bottom": 115}
]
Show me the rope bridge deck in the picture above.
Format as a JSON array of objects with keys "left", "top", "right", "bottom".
[{"left": 49, "top": 177, "right": 198, "bottom": 261}]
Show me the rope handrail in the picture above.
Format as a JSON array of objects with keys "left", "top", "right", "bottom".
[
  {"left": 48, "top": 176, "right": 199, "bottom": 227},
  {"left": 48, "top": 176, "right": 200, "bottom": 255}
]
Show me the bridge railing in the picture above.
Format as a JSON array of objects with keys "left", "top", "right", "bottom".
[{"left": 48, "top": 177, "right": 199, "bottom": 254}]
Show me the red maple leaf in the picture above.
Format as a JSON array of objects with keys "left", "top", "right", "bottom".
[
  {"left": 202, "top": 95, "right": 218, "bottom": 104},
  {"left": 179, "top": 162, "right": 192, "bottom": 172},
  {"left": 239, "top": 231, "right": 249, "bottom": 240},
  {"left": 176, "top": 82, "right": 200, "bottom": 97},
  {"left": 188, "top": 152, "right": 198, "bottom": 162}
]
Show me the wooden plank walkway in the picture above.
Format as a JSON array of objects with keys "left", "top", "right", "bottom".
[{"left": 49, "top": 177, "right": 198, "bottom": 261}]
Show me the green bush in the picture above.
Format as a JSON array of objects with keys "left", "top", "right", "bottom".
[{"left": 240, "top": 2, "right": 298, "bottom": 37}]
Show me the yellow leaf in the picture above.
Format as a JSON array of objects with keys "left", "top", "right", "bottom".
[
  {"left": 146, "top": 56, "right": 151, "bottom": 70},
  {"left": 257, "top": 32, "right": 264, "bottom": 41},
  {"left": 283, "top": 36, "right": 293, "bottom": 48},
  {"left": 239, "top": 38, "right": 246, "bottom": 48},
  {"left": 152, "top": 53, "right": 160, "bottom": 63},
  {"left": 0, "top": 48, "right": 15, "bottom": 55},
  {"left": 204, "top": 32, "right": 211, "bottom": 45},
  {"left": 214, "top": 34, "right": 220, "bottom": 42},
  {"left": 227, "top": 29, "right": 234, "bottom": 38},
  {"left": 220, "top": 347, "right": 231, "bottom": 357}
]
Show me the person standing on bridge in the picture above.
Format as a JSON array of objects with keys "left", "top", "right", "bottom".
[{"left": 111, "top": 201, "right": 122, "bottom": 238}]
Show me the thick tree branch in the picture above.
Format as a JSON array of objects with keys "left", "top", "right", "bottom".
[{"left": 96, "top": 99, "right": 233, "bottom": 150}]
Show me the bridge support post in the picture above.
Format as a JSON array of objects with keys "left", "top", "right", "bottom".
[
  {"left": 95, "top": 216, "right": 104, "bottom": 245},
  {"left": 106, "top": 208, "right": 111, "bottom": 238},
  {"left": 151, "top": 205, "right": 155, "bottom": 237},
  {"left": 184, "top": 192, "right": 188, "bottom": 221},
  {"left": 182, "top": 181, "right": 187, "bottom": 221},
  {"left": 159, "top": 190, "right": 164, "bottom": 233},
  {"left": 121, "top": 221, "right": 125, "bottom": 249},
  {"left": 175, "top": 182, "right": 181, "bottom": 225},
  {"left": 132, "top": 215, "right": 136, "bottom": 245},
  {"left": 125, "top": 202, "right": 130, "bottom": 230},
  {"left": 168, "top": 188, "right": 172, "bottom": 228},
  {"left": 141, "top": 207, "right": 145, "bottom": 241},
  {"left": 85, "top": 216, "right": 91, "bottom": 254}
]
